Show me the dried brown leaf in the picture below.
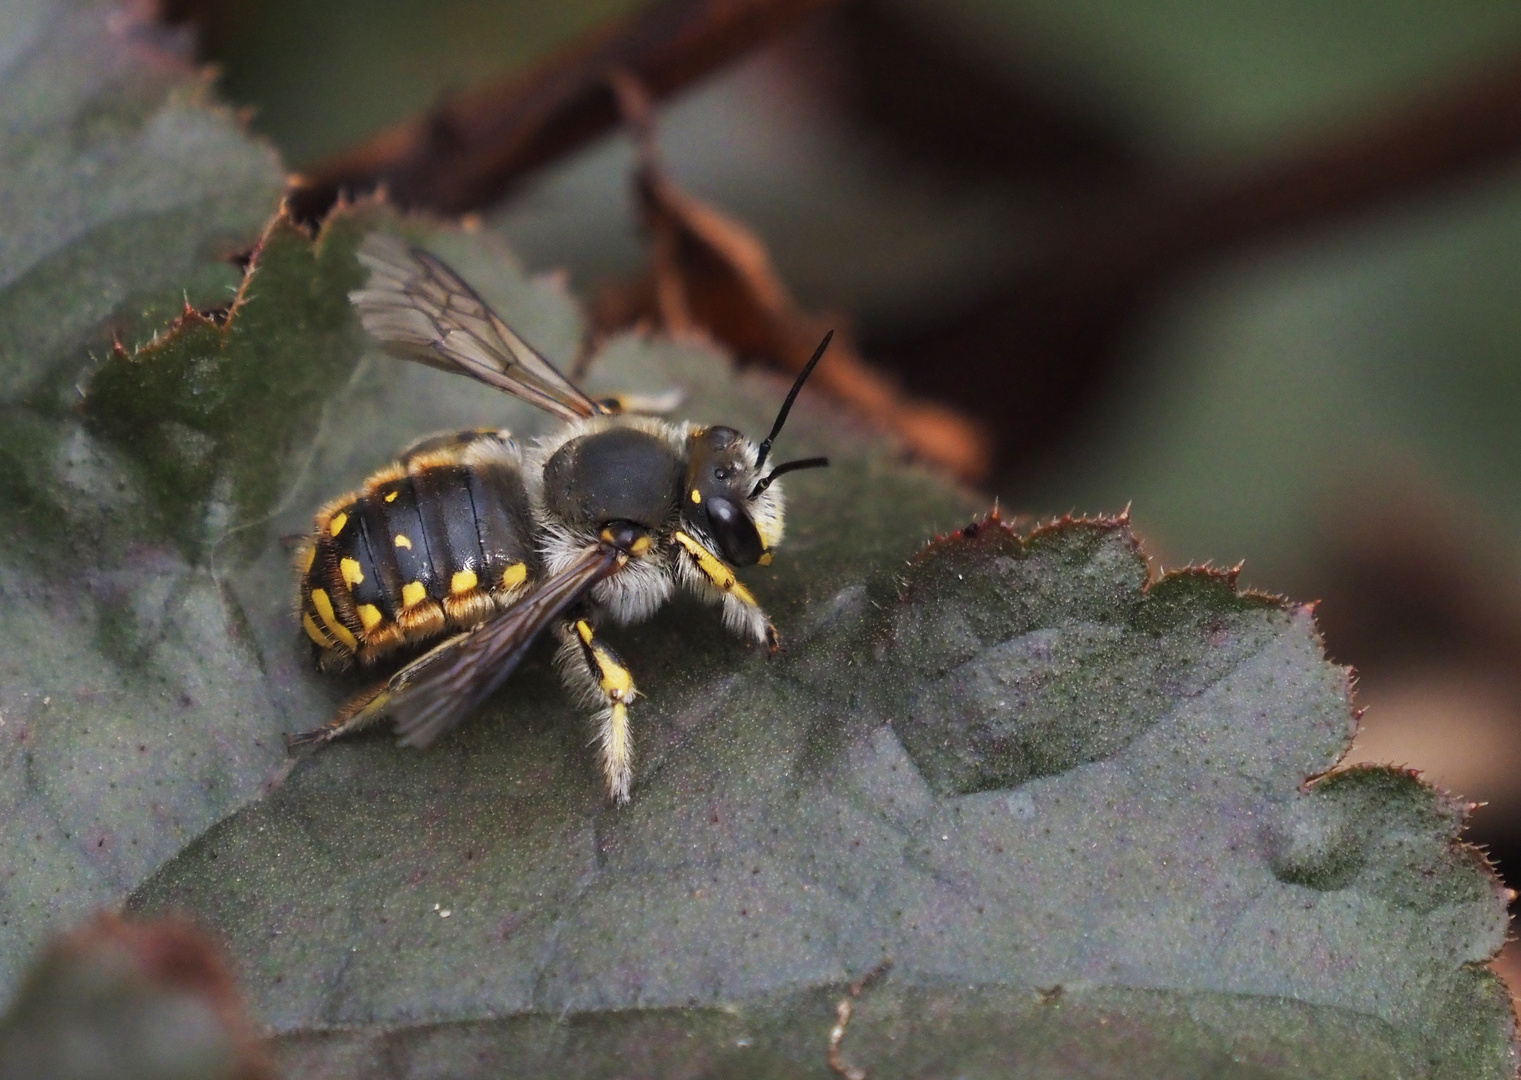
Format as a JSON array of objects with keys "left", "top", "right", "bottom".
[{"left": 601, "top": 71, "right": 992, "bottom": 482}]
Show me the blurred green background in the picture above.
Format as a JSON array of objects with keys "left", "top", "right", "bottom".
[{"left": 186, "top": 0, "right": 1521, "bottom": 885}]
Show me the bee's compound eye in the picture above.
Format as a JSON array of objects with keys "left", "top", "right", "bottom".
[{"left": 703, "top": 496, "right": 764, "bottom": 567}]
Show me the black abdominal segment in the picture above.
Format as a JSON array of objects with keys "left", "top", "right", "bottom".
[{"left": 299, "top": 437, "right": 537, "bottom": 668}]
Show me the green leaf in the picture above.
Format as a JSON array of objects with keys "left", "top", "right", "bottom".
[
  {"left": 127, "top": 434, "right": 1512, "bottom": 1078},
  {"left": 0, "top": 0, "right": 285, "bottom": 1003}
]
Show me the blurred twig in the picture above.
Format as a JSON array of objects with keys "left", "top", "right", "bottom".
[
  {"left": 284, "top": 0, "right": 841, "bottom": 222},
  {"left": 862, "top": 43, "right": 1521, "bottom": 466}
]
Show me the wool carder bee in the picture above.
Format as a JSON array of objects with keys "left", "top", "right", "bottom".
[{"left": 289, "top": 234, "right": 830, "bottom": 802}]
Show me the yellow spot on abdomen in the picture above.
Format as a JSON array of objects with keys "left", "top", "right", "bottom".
[
  {"left": 309, "top": 589, "right": 358, "bottom": 650},
  {"left": 450, "top": 569, "right": 478, "bottom": 594},
  {"left": 340, "top": 557, "right": 364, "bottom": 586},
  {"left": 302, "top": 612, "right": 335, "bottom": 648},
  {"left": 384, "top": 490, "right": 398, "bottom": 503},
  {"left": 401, "top": 581, "right": 427, "bottom": 607},
  {"left": 501, "top": 562, "right": 527, "bottom": 590},
  {"left": 328, "top": 511, "right": 348, "bottom": 537},
  {"left": 394, "top": 534, "right": 413, "bottom": 550},
  {"left": 356, "top": 603, "right": 383, "bottom": 632}
]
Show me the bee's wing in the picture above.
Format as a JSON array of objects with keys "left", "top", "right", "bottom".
[
  {"left": 351, "top": 232, "right": 606, "bottom": 422},
  {"left": 384, "top": 545, "right": 623, "bottom": 749}
]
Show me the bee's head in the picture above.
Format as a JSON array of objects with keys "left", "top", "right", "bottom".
[{"left": 681, "top": 333, "right": 833, "bottom": 568}]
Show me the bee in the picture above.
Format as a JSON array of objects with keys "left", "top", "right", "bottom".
[{"left": 289, "top": 234, "right": 830, "bottom": 802}]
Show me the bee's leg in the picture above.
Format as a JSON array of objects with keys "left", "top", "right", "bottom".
[
  {"left": 553, "top": 618, "right": 639, "bottom": 803},
  {"left": 591, "top": 389, "right": 683, "bottom": 415},
  {"left": 671, "top": 530, "right": 777, "bottom": 651},
  {"left": 286, "top": 682, "right": 391, "bottom": 751}
]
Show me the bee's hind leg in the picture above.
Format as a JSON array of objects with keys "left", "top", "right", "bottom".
[
  {"left": 554, "top": 618, "right": 639, "bottom": 803},
  {"left": 286, "top": 683, "right": 391, "bottom": 751}
]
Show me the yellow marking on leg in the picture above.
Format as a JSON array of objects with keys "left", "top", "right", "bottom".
[
  {"left": 340, "top": 557, "right": 364, "bottom": 586},
  {"left": 309, "top": 588, "right": 358, "bottom": 650},
  {"left": 356, "top": 603, "right": 383, "bottom": 632},
  {"left": 450, "top": 568, "right": 478, "bottom": 594},
  {"left": 394, "top": 534, "right": 413, "bottom": 549},
  {"left": 577, "top": 620, "right": 635, "bottom": 701},
  {"left": 607, "top": 701, "right": 629, "bottom": 781},
  {"left": 595, "top": 651, "right": 634, "bottom": 700},
  {"left": 595, "top": 700, "right": 632, "bottom": 803},
  {"left": 302, "top": 612, "right": 335, "bottom": 648},
  {"left": 674, "top": 531, "right": 757, "bottom": 607},
  {"left": 328, "top": 511, "right": 348, "bottom": 537},
  {"left": 401, "top": 581, "right": 427, "bottom": 608},
  {"left": 501, "top": 562, "right": 527, "bottom": 589},
  {"left": 384, "top": 490, "right": 398, "bottom": 502},
  {"left": 758, "top": 551, "right": 773, "bottom": 566}
]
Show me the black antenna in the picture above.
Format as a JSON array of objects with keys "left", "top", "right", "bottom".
[
  {"left": 750, "top": 456, "right": 829, "bottom": 499},
  {"left": 755, "top": 330, "right": 832, "bottom": 472}
]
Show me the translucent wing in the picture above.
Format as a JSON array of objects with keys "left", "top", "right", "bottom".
[
  {"left": 351, "top": 232, "right": 605, "bottom": 422},
  {"left": 382, "top": 545, "right": 623, "bottom": 748}
]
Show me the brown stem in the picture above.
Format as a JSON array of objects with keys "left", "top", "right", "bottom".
[
  {"left": 869, "top": 47, "right": 1521, "bottom": 467},
  {"left": 285, "top": 0, "right": 841, "bottom": 223}
]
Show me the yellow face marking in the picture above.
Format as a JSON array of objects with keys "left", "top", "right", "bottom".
[
  {"left": 328, "top": 511, "right": 348, "bottom": 537},
  {"left": 384, "top": 490, "right": 398, "bottom": 503},
  {"left": 401, "top": 581, "right": 427, "bottom": 608},
  {"left": 394, "top": 534, "right": 413, "bottom": 550},
  {"left": 450, "top": 569, "right": 478, "bottom": 595},
  {"left": 302, "top": 612, "right": 335, "bottom": 648},
  {"left": 309, "top": 588, "right": 358, "bottom": 650},
  {"left": 501, "top": 562, "right": 527, "bottom": 589},
  {"left": 356, "top": 603, "right": 383, "bottom": 632},
  {"left": 690, "top": 488, "right": 702, "bottom": 504},
  {"left": 301, "top": 544, "right": 316, "bottom": 575},
  {"left": 340, "top": 557, "right": 364, "bottom": 586}
]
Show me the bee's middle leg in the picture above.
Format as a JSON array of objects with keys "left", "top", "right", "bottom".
[{"left": 553, "top": 617, "right": 639, "bottom": 803}]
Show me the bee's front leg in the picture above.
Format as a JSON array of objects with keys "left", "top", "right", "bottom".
[
  {"left": 554, "top": 617, "right": 639, "bottom": 803},
  {"left": 671, "top": 530, "right": 777, "bottom": 651}
]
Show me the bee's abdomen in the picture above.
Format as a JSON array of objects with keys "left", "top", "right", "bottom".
[{"left": 298, "top": 432, "right": 536, "bottom": 669}]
